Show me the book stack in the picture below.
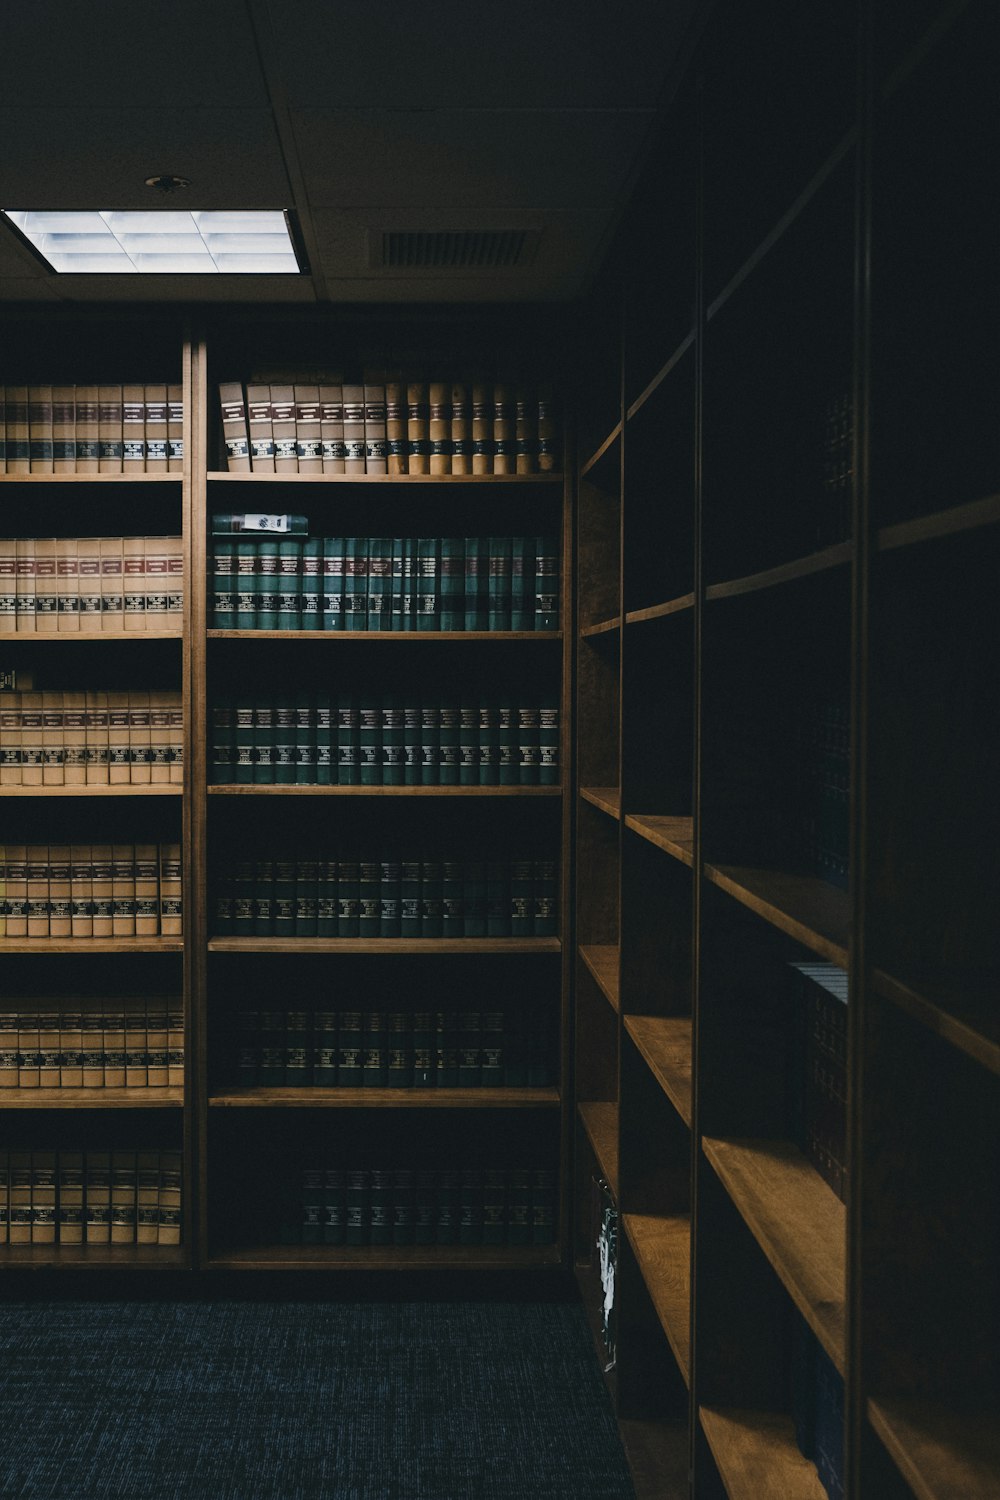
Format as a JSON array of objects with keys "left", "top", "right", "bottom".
[
  {"left": 210, "top": 520, "right": 559, "bottom": 633},
  {"left": 0, "top": 1147, "right": 182, "bottom": 1246},
  {"left": 0, "top": 843, "right": 182, "bottom": 939},
  {"left": 795, "top": 697, "right": 849, "bottom": 888},
  {"left": 0, "top": 996, "right": 183, "bottom": 1090},
  {"left": 0, "top": 689, "right": 183, "bottom": 786},
  {"left": 212, "top": 850, "right": 557, "bottom": 939},
  {"left": 230, "top": 1004, "right": 553, "bottom": 1089},
  {"left": 788, "top": 961, "right": 847, "bottom": 1202},
  {"left": 218, "top": 377, "right": 557, "bottom": 476},
  {"left": 0, "top": 385, "right": 183, "bottom": 475},
  {"left": 819, "top": 390, "right": 853, "bottom": 546},
  {"left": 211, "top": 691, "right": 558, "bottom": 787},
  {"left": 0, "top": 537, "right": 184, "bottom": 634},
  {"left": 790, "top": 1316, "right": 845, "bottom": 1500},
  {"left": 280, "top": 1161, "right": 557, "bottom": 1247}
]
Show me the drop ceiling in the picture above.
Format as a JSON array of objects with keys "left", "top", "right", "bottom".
[{"left": 0, "top": 0, "right": 700, "bottom": 306}]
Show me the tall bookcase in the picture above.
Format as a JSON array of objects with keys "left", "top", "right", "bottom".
[{"left": 573, "top": 2, "right": 999, "bottom": 1498}]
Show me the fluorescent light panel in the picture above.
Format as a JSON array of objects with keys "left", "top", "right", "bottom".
[{"left": 3, "top": 210, "right": 301, "bottom": 273}]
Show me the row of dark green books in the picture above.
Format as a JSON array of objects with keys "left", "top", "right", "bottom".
[
  {"left": 210, "top": 530, "right": 559, "bottom": 631},
  {"left": 788, "top": 961, "right": 847, "bottom": 1204},
  {"left": 230, "top": 1006, "right": 553, "bottom": 1089},
  {"left": 0, "top": 1148, "right": 182, "bottom": 1246},
  {"left": 282, "top": 1164, "right": 557, "bottom": 1246},
  {"left": 211, "top": 694, "right": 559, "bottom": 786},
  {"left": 795, "top": 697, "right": 849, "bottom": 890},
  {"left": 0, "top": 996, "right": 183, "bottom": 1089},
  {"left": 213, "top": 855, "right": 557, "bottom": 939}
]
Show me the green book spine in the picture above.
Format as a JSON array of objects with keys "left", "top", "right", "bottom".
[
  {"left": 300, "top": 537, "right": 322, "bottom": 630},
  {"left": 481, "top": 1010, "right": 504, "bottom": 1086},
  {"left": 416, "top": 537, "right": 439, "bottom": 631},
  {"left": 457, "top": 1011, "right": 481, "bottom": 1087},
  {"left": 285, "top": 1010, "right": 311, "bottom": 1085},
  {"left": 420, "top": 701, "right": 439, "bottom": 786},
  {"left": 387, "top": 1012, "right": 411, "bottom": 1088},
  {"left": 212, "top": 539, "right": 236, "bottom": 628},
  {"left": 253, "top": 857, "right": 274, "bottom": 935},
  {"left": 487, "top": 536, "right": 512, "bottom": 631},
  {"left": 258, "top": 1009, "right": 285, "bottom": 1084},
  {"left": 345, "top": 537, "right": 369, "bottom": 631},
  {"left": 256, "top": 539, "right": 279, "bottom": 629},
  {"left": 210, "top": 698, "right": 235, "bottom": 784},
  {"left": 421, "top": 860, "right": 442, "bottom": 938},
  {"left": 534, "top": 535, "right": 559, "bottom": 629},
  {"left": 401, "top": 538, "right": 415, "bottom": 631},
  {"left": 538, "top": 697, "right": 559, "bottom": 785},
  {"left": 533, "top": 857, "right": 557, "bottom": 937},
  {"left": 337, "top": 1013, "right": 363, "bottom": 1085},
  {"left": 295, "top": 697, "right": 316, "bottom": 784},
  {"left": 464, "top": 536, "right": 487, "bottom": 630},
  {"left": 439, "top": 536, "right": 464, "bottom": 631},
  {"left": 313, "top": 1011, "right": 337, "bottom": 1085},
  {"left": 213, "top": 871, "right": 234, "bottom": 935},
  {"left": 232, "top": 856, "right": 254, "bottom": 935},
  {"left": 403, "top": 700, "right": 421, "bottom": 785},
  {"left": 532, "top": 1168, "right": 557, "bottom": 1243},
  {"left": 367, "top": 537, "right": 391, "bottom": 631},
  {"left": 346, "top": 1169, "right": 369, "bottom": 1245},
  {"left": 234, "top": 699, "right": 254, "bottom": 784},
  {"left": 277, "top": 538, "right": 302, "bottom": 630},
  {"left": 460, "top": 1167, "right": 484, "bottom": 1245},
  {"left": 362, "top": 1011, "right": 387, "bottom": 1086},
  {"left": 235, "top": 540, "right": 257, "bottom": 630},
  {"left": 439, "top": 703, "right": 459, "bottom": 785},
  {"left": 459, "top": 699, "right": 478, "bottom": 785},
  {"left": 336, "top": 856, "right": 360, "bottom": 937},
  {"left": 463, "top": 860, "right": 487, "bottom": 938},
  {"left": 301, "top": 1167, "right": 323, "bottom": 1244},
  {"left": 437, "top": 1169, "right": 458, "bottom": 1245},
  {"left": 479, "top": 699, "right": 498, "bottom": 786},
  {"left": 379, "top": 855, "right": 401, "bottom": 937},
  {"left": 528, "top": 1007, "right": 551, "bottom": 1085},
  {"left": 337, "top": 693, "right": 359, "bottom": 785},
  {"left": 253, "top": 698, "right": 275, "bottom": 784},
  {"left": 507, "top": 1168, "right": 531, "bottom": 1245},
  {"left": 400, "top": 858, "right": 421, "bottom": 938},
  {"left": 315, "top": 693, "right": 332, "bottom": 785},
  {"left": 415, "top": 1170, "right": 436, "bottom": 1243},
  {"left": 294, "top": 855, "right": 319, "bottom": 937},
  {"left": 323, "top": 536, "right": 344, "bottom": 630},
  {"left": 412, "top": 1011, "right": 433, "bottom": 1086},
  {"left": 442, "top": 859, "right": 464, "bottom": 939},
  {"left": 370, "top": 1169, "right": 393, "bottom": 1246},
  {"left": 518, "top": 702, "right": 540, "bottom": 786},
  {"left": 435, "top": 1012, "right": 458, "bottom": 1088},
  {"left": 317, "top": 858, "right": 338, "bottom": 937},
  {"left": 505, "top": 1008, "right": 528, "bottom": 1086},
  {"left": 236, "top": 1008, "right": 258, "bottom": 1085},
  {"left": 382, "top": 695, "right": 404, "bottom": 786},
  {"left": 390, "top": 539, "right": 405, "bottom": 630},
  {"left": 358, "top": 858, "right": 380, "bottom": 937},
  {"left": 486, "top": 860, "right": 509, "bottom": 936},
  {"left": 274, "top": 695, "right": 296, "bottom": 784},
  {"left": 273, "top": 855, "right": 296, "bottom": 939},
  {"left": 393, "top": 1170, "right": 415, "bottom": 1243},
  {"left": 324, "top": 1168, "right": 346, "bottom": 1243},
  {"left": 510, "top": 858, "right": 533, "bottom": 937},
  {"left": 498, "top": 701, "right": 517, "bottom": 786},
  {"left": 359, "top": 696, "right": 380, "bottom": 786},
  {"left": 511, "top": 535, "right": 531, "bottom": 630},
  {"left": 483, "top": 1169, "right": 506, "bottom": 1245}
]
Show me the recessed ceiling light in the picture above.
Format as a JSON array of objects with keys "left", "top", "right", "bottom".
[{"left": 2, "top": 210, "right": 303, "bottom": 274}]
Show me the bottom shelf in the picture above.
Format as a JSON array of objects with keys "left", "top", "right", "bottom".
[
  {"left": 868, "top": 1396, "right": 1000, "bottom": 1500},
  {"left": 207, "top": 1243, "right": 562, "bottom": 1271},
  {"left": 619, "top": 1418, "right": 689, "bottom": 1500},
  {"left": 0, "top": 1243, "right": 188, "bottom": 1270},
  {"left": 700, "top": 1406, "right": 826, "bottom": 1500}
]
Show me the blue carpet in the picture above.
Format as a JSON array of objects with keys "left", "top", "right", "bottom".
[{"left": 0, "top": 1300, "right": 634, "bottom": 1499}]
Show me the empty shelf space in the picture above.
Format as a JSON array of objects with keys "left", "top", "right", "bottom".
[
  {"left": 623, "top": 1212, "right": 692, "bottom": 1386},
  {"left": 700, "top": 1406, "right": 827, "bottom": 1500},
  {"left": 868, "top": 1396, "right": 1000, "bottom": 1500},
  {"left": 579, "top": 944, "right": 621, "bottom": 1011},
  {"left": 578, "top": 1100, "right": 619, "bottom": 1198},
  {"left": 580, "top": 785, "right": 622, "bottom": 819},
  {"left": 872, "top": 967, "right": 1000, "bottom": 1079},
  {"left": 626, "top": 815, "right": 694, "bottom": 867},
  {"left": 702, "top": 1136, "right": 845, "bottom": 1374},
  {"left": 624, "top": 1016, "right": 692, "bottom": 1126},
  {"left": 703, "top": 865, "right": 849, "bottom": 967}
]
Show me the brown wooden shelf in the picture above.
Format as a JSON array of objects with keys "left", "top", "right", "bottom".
[
  {"left": 209, "top": 1086, "right": 559, "bottom": 1109},
  {"left": 625, "top": 594, "right": 696, "bottom": 625},
  {"left": 626, "top": 814, "right": 694, "bottom": 867},
  {"left": 208, "top": 936, "right": 560, "bottom": 955},
  {"left": 580, "top": 423, "right": 622, "bottom": 479},
  {"left": 703, "top": 865, "right": 849, "bottom": 967},
  {"left": 0, "top": 472, "right": 181, "bottom": 484},
  {"left": 207, "top": 629, "right": 561, "bottom": 642},
  {"left": 0, "top": 937, "right": 184, "bottom": 954},
  {"left": 623, "top": 1212, "right": 692, "bottom": 1386},
  {"left": 207, "top": 470, "right": 564, "bottom": 485},
  {"left": 579, "top": 943, "right": 620, "bottom": 1012},
  {"left": 580, "top": 785, "right": 621, "bottom": 820},
  {"left": 705, "top": 542, "right": 852, "bottom": 602},
  {"left": 578, "top": 1100, "right": 619, "bottom": 1199},
  {"left": 207, "top": 783, "right": 561, "bottom": 797},
  {"left": 626, "top": 329, "right": 696, "bottom": 423},
  {"left": 702, "top": 1136, "right": 846, "bottom": 1374},
  {"left": 624, "top": 1016, "right": 693, "bottom": 1127},
  {"left": 868, "top": 1396, "right": 1000, "bottom": 1500},
  {"left": 0, "top": 1243, "right": 187, "bottom": 1268},
  {"left": 0, "top": 630, "right": 182, "bottom": 641},
  {"left": 876, "top": 492, "right": 1000, "bottom": 554},
  {"left": 618, "top": 1419, "right": 690, "bottom": 1500},
  {"left": 0, "top": 784, "right": 182, "bottom": 797},
  {"left": 0, "top": 1086, "right": 183, "bottom": 1109},
  {"left": 207, "top": 1243, "right": 561, "bottom": 1270},
  {"left": 700, "top": 1406, "right": 827, "bottom": 1500},
  {"left": 580, "top": 615, "right": 622, "bottom": 639},
  {"left": 871, "top": 967, "right": 1000, "bottom": 1078}
]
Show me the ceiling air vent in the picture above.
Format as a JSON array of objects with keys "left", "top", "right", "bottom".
[{"left": 376, "top": 229, "right": 538, "bottom": 270}]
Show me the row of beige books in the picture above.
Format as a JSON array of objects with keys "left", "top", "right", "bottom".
[
  {"left": 0, "top": 997, "right": 183, "bottom": 1089},
  {"left": 0, "top": 1148, "right": 182, "bottom": 1246},
  {"left": 0, "top": 536, "right": 183, "bottom": 633},
  {"left": 0, "top": 385, "right": 184, "bottom": 474},
  {"left": 0, "top": 843, "right": 182, "bottom": 939},
  {"left": 219, "top": 378, "right": 557, "bottom": 476},
  {"left": 0, "top": 689, "right": 183, "bottom": 786}
]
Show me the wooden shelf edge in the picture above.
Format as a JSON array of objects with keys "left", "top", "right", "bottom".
[
  {"left": 626, "top": 329, "right": 696, "bottom": 423},
  {"left": 703, "top": 864, "right": 849, "bottom": 967},
  {"left": 0, "top": 938, "right": 184, "bottom": 953},
  {"left": 622, "top": 1211, "right": 692, "bottom": 1387},
  {"left": 0, "top": 1245, "right": 188, "bottom": 1268},
  {"left": 207, "top": 629, "right": 562, "bottom": 641},
  {"left": 876, "top": 491, "right": 1000, "bottom": 554},
  {"left": 207, "top": 783, "right": 562, "bottom": 797},
  {"left": 626, "top": 814, "right": 695, "bottom": 867},
  {"left": 580, "top": 785, "right": 621, "bottom": 820},
  {"left": 580, "top": 616, "right": 622, "bottom": 639},
  {"left": 578, "top": 944, "right": 620, "bottom": 1012},
  {"left": 0, "top": 472, "right": 181, "bottom": 484},
  {"left": 580, "top": 423, "right": 622, "bottom": 479},
  {"left": 207, "top": 471, "right": 564, "bottom": 485},
  {"left": 867, "top": 1396, "right": 1000, "bottom": 1500},
  {"left": 702, "top": 1136, "right": 846, "bottom": 1375},
  {"left": 578, "top": 1100, "right": 619, "bottom": 1200},
  {"left": 207, "top": 936, "right": 560, "bottom": 954},
  {"left": 623, "top": 1016, "right": 693, "bottom": 1127},
  {"left": 700, "top": 1406, "right": 827, "bottom": 1500},
  {"left": 871, "top": 967, "right": 1000, "bottom": 1079},
  {"left": 206, "top": 1244, "right": 562, "bottom": 1269},
  {"left": 208, "top": 1087, "right": 560, "bottom": 1109},
  {"left": 0, "top": 784, "right": 182, "bottom": 796},
  {"left": 625, "top": 594, "right": 696, "bottom": 625},
  {"left": 0, "top": 1087, "right": 184, "bottom": 1109},
  {"left": 705, "top": 542, "right": 852, "bottom": 602},
  {"left": 0, "top": 630, "right": 182, "bottom": 641}
]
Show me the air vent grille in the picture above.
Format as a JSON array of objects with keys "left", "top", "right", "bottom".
[{"left": 380, "top": 229, "right": 534, "bottom": 269}]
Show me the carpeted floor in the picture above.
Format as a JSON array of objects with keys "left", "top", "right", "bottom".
[{"left": 0, "top": 1298, "right": 635, "bottom": 1499}]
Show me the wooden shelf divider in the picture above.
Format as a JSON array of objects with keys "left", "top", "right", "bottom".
[
  {"left": 578, "top": 1100, "right": 620, "bottom": 1199},
  {"left": 579, "top": 943, "right": 620, "bottom": 1012},
  {"left": 623, "top": 1016, "right": 693, "bottom": 1127},
  {"left": 580, "top": 785, "right": 622, "bottom": 820},
  {"left": 703, "top": 865, "right": 849, "bottom": 967},
  {"left": 625, "top": 814, "right": 695, "bottom": 867},
  {"left": 699, "top": 1406, "right": 827, "bottom": 1500},
  {"left": 623, "top": 1212, "right": 692, "bottom": 1386}
]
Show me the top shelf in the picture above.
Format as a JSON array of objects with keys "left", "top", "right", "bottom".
[{"left": 207, "top": 471, "right": 564, "bottom": 486}]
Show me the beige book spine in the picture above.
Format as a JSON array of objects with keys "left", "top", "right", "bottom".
[
  {"left": 98, "top": 384, "right": 123, "bottom": 473},
  {"left": 159, "top": 842, "right": 182, "bottom": 937},
  {"left": 107, "top": 691, "right": 131, "bottom": 784},
  {"left": 48, "top": 844, "right": 71, "bottom": 938},
  {"left": 295, "top": 384, "right": 322, "bottom": 474},
  {"left": 450, "top": 383, "right": 469, "bottom": 476},
  {"left": 167, "top": 998, "right": 184, "bottom": 1087},
  {"left": 111, "top": 843, "right": 135, "bottom": 937},
  {"left": 0, "top": 691, "right": 21, "bottom": 787},
  {"left": 0, "top": 537, "right": 16, "bottom": 632},
  {"left": 122, "top": 383, "right": 146, "bottom": 470},
  {"left": 405, "top": 381, "right": 428, "bottom": 475},
  {"left": 35, "top": 536, "right": 59, "bottom": 632},
  {"left": 75, "top": 384, "right": 101, "bottom": 473},
  {"left": 125, "top": 995, "right": 148, "bottom": 1086},
  {"left": 80, "top": 1005, "right": 104, "bottom": 1087},
  {"left": 63, "top": 690, "right": 86, "bottom": 786},
  {"left": 166, "top": 536, "right": 183, "bottom": 632},
  {"left": 8, "top": 1151, "right": 32, "bottom": 1244},
  {"left": 0, "top": 850, "right": 5, "bottom": 937},
  {"left": 144, "top": 535, "right": 170, "bottom": 631},
  {"left": 17, "top": 1007, "right": 39, "bottom": 1086},
  {"left": 167, "top": 383, "right": 184, "bottom": 473},
  {"left": 85, "top": 1150, "right": 111, "bottom": 1243},
  {"left": 85, "top": 690, "right": 109, "bottom": 785},
  {"left": 168, "top": 696, "right": 183, "bottom": 784},
  {"left": 28, "top": 385, "right": 54, "bottom": 474},
  {"left": 428, "top": 381, "right": 450, "bottom": 475},
  {"left": 144, "top": 383, "right": 168, "bottom": 472},
  {"left": 30, "top": 1150, "right": 57, "bottom": 1243},
  {"left": 134, "top": 843, "right": 159, "bottom": 938},
  {"left": 271, "top": 384, "right": 298, "bottom": 473},
  {"left": 472, "top": 382, "right": 492, "bottom": 474},
  {"left": 319, "top": 382, "right": 345, "bottom": 474},
  {"left": 52, "top": 384, "right": 76, "bottom": 474},
  {"left": 90, "top": 844, "right": 113, "bottom": 939},
  {"left": 0, "top": 1004, "right": 17, "bottom": 1084},
  {"left": 37, "top": 1004, "right": 61, "bottom": 1087},
  {"left": 515, "top": 384, "right": 535, "bottom": 474},
  {"left": 385, "top": 379, "right": 406, "bottom": 475},
  {"left": 146, "top": 996, "right": 169, "bottom": 1087},
  {"left": 70, "top": 846, "right": 93, "bottom": 939},
  {"left": 158, "top": 1150, "right": 182, "bottom": 1245},
  {"left": 26, "top": 844, "right": 49, "bottom": 938},
  {"left": 102, "top": 999, "right": 126, "bottom": 1087},
  {"left": 58, "top": 1151, "right": 85, "bottom": 1245},
  {"left": 20, "top": 694, "right": 43, "bottom": 786},
  {"left": 15, "top": 536, "right": 35, "bottom": 631},
  {"left": 59, "top": 999, "right": 84, "bottom": 1087},
  {"left": 122, "top": 535, "right": 146, "bottom": 631},
  {"left": 363, "top": 378, "right": 388, "bottom": 475},
  {"left": 493, "top": 382, "right": 513, "bottom": 475},
  {"left": 148, "top": 691, "right": 171, "bottom": 784},
  {"left": 5, "top": 846, "right": 27, "bottom": 937},
  {"left": 57, "top": 536, "right": 80, "bottom": 632},
  {"left": 219, "top": 381, "right": 251, "bottom": 473},
  {"left": 136, "top": 1150, "right": 160, "bottom": 1243},
  {"left": 7, "top": 385, "right": 29, "bottom": 474},
  {"left": 343, "top": 382, "right": 366, "bottom": 475},
  {"left": 110, "top": 1150, "right": 137, "bottom": 1244},
  {"left": 77, "top": 537, "right": 102, "bottom": 631},
  {"left": 42, "top": 690, "right": 64, "bottom": 786},
  {"left": 246, "top": 383, "right": 275, "bottom": 472},
  {"left": 129, "top": 689, "right": 151, "bottom": 786},
  {"left": 100, "top": 536, "right": 124, "bottom": 632}
]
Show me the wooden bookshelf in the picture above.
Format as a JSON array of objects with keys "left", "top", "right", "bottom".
[
  {"left": 207, "top": 1243, "right": 562, "bottom": 1271},
  {"left": 0, "top": 784, "right": 182, "bottom": 796},
  {"left": 625, "top": 815, "right": 695, "bottom": 868},
  {"left": 580, "top": 616, "right": 622, "bottom": 639},
  {"left": 699, "top": 1407, "right": 827, "bottom": 1500},
  {"left": 704, "top": 542, "right": 852, "bottom": 602},
  {"left": 578, "top": 1100, "right": 619, "bottom": 1198},
  {"left": 623, "top": 1017, "right": 692, "bottom": 1127},
  {"left": 580, "top": 785, "right": 622, "bottom": 819},
  {"left": 623, "top": 1212, "right": 692, "bottom": 1385},
  {"left": 0, "top": 938, "right": 185, "bottom": 954},
  {"left": 207, "top": 784, "right": 561, "bottom": 798},
  {"left": 624, "top": 595, "right": 696, "bottom": 625},
  {"left": 579, "top": 943, "right": 620, "bottom": 1012},
  {"left": 871, "top": 967, "right": 1000, "bottom": 1078},
  {"left": 207, "top": 471, "right": 565, "bottom": 486},
  {"left": 0, "top": 1088, "right": 184, "bottom": 1109},
  {"left": 208, "top": 937, "right": 561, "bottom": 955},
  {"left": 867, "top": 1397, "right": 1000, "bottom": 1500},
  {"left": 0, "top": 1244, "right": 188, "bottom": 1269},
  {"left": 702, "top": 866, "right": 849, "bottom": 968},
  {"left": 208, "top": 1087, "right": 560, "bottom": 1109},
  {"left": 207, "top": 629, "right": 561, "bottom": 642}
]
